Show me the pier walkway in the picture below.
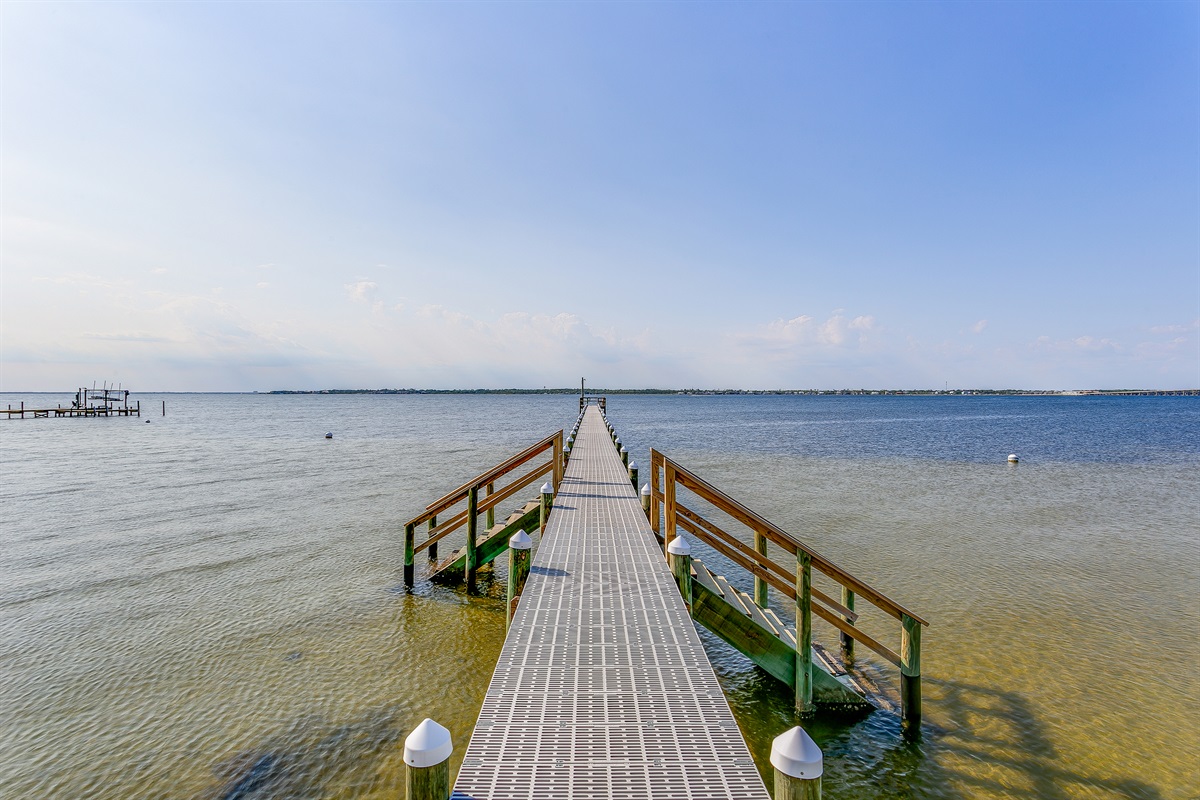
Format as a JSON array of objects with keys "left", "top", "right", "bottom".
[{"left": 451, "top": 405, "right": 769, "bottom": 799}]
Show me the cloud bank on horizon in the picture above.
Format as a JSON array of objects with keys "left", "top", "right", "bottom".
[{"left": 2, "top": 1, "right": 1197, "bottom": 392}]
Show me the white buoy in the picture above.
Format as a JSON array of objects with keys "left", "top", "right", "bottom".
[{"left": 1008, "top": 453, "right": 1019, "bottom": 463}]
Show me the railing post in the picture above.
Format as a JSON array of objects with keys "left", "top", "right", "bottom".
[
  {"left": 754, "top": 529, "right": 768, "bottom": 609},
  {"left": 465, "top": 486, "right": 478, "bottom": 590},
  {"left": 552, "top": 431, "right": 563, "bottom": 491},
  {"left": 796, "top": 550, "right": 813, "bottom": 716},
  {"left": 628, "top": 460, "right": 638, "bottom": 491},
  {"left": 507, "top": 530, "right": 532, "bottom": 629},
  {"left": 664, "top": 462, "right": 677, "bottom": 554},
  {"left": 540, "top": 482, "right": 553, "bottom": 533},
  {"left": 668, "top": 535, "right": 693, "bottom": 610},
  {"left": 901, "top": 614, "right": 922, "bottom": 732},
  {"left": 485, "top": 483, "right": 495, "bottom": 529},
  {"left": 428, "top": 515, "right": 438, "bottom": 561},
  {"left": 770, "top": 726, "right": 822, "bottom": 800},
  {"left": 641, "top": 483, "right": 651, "bottom": 520},
  {"left": 649, "top": 452, "right": 662, "bottom": 539},
  {"left": 404, "top": 523, "right": 416, "bottom": 588},
  {"left": 404, "top": 718, "right": 452, "bottom": 800},
  {"left": 840, "top": 587, "right": 855, "bottom": 662}
]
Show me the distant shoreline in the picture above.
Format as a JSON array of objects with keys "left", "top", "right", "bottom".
[{"left": 261, "top": 388, "right": 1199, "bottom": 397}]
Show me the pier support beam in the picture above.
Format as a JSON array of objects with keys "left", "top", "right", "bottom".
[
  {"left": 901, "top": 613, "right": 922, "bottom": 733},
  {"left": 796, "top": 551, "right": 813, "bottom": 716},
  {"left": 465, "top": 487, "right": 478, "bottom": 591},
  {"left": 404, "top": 718, "right": 452, "bottom": 800},
  {"left": 485, "top": 483, "right": 495, "bottom": 530},
  {"left": 754, "top": 530, "right": 769, "bottom": 609},
  {"left": 771, "top": 726, "right": 822, "bottom": 800},
  {"left": 840, "top": 587, "right": 855, "bottom": 662}
]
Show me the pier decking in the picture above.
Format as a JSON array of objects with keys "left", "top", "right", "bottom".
[{"left": 451, "top": 406, "right": 770, "bottom": 799}]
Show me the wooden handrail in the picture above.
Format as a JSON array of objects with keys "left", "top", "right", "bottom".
[
  {"left": 424, "top": 431, "right": 561, "bottom": 515},
  {"left": 476, "top": 459, "right": 554, "bottom": 516},
  {"left": 675, "top": 501, "right": 858, "bottom": 623},
  {"left": 652, "top": 449, "right": 927, "bottom": 627}
]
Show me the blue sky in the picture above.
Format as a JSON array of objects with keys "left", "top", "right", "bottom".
[{"left": 2, "top": 1, "right": 1197, "bottom": 391}]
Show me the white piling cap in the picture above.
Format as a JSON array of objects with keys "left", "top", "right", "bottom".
[
  {"left": 1008, "top": 453, "right": 1019, "bottom": 463},
  {"left": 641, "top": 483, "right": 651, "bottom": 496},
  {"left": 667, "top": 535, "right": 691, "bottom": 556},
  {"left": 770, "top": 726, "right": 822, "bottom": 779},
  {"left": 540, "top": 481, "right": 553, "bottom": 494},
  {"left": 620, "top": 446, "right": 628, "bottom": 454},
  {"left": 404, "top": 718, "right": 453, "bottom": 768},
  {"left": 510, "top": 530, "right": 533, "bottom": 550},
  {"left": 628, "top": 460, "right": 638, "bottom": 470}
]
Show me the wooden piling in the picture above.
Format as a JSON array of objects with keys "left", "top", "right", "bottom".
[
  {"left": 428, "top": 515, "right": 438, "bottom": 560},
  {"left": 404, "top": 719, "right": 452, "bottom": 800},
  {"left": 628, "top": 461, "right": 638, "bottom": 491},
  {"left": 507, "top": 531, "right": 533, "bottom": 629},
  {"left": 641, "top": 483, "right": 651, "bottom": 519},
  {"left": 668, "top": 536, "right": 693, "bottom": 610},
  {"left": 771, "top": 726, "right": 822, "bottom": 800},
  {"left": 901, "top": 614, "right": 922, "bottom": 731},
  {"left": 404, "top": 522, "right": 416, "bottom": 588},
  {"left": 540, "top": 482, "right": 553, "bottom": 533},
  {"left": 796, "top": 550, "right": 813, "bottom": 716}
]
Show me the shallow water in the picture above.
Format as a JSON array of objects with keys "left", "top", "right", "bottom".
[{"left": 1, "top": 393, "right": 1197, "bottom": 798}]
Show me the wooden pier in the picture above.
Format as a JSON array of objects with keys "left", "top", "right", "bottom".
[
  {"left": 402, "top": 398, "right": 928, "bottom": 798},
  {"left": 3, "top": 387, "right": 142, "bottom": 419}
]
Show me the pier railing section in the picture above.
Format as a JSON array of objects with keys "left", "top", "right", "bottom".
[
  {"left": 403, "top": 431, "right": 564, "bottom": 589},
  {"left": 648, "top": 449, "right": 929, "bottom": 728}
]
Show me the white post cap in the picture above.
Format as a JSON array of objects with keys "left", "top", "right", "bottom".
[
  {"left": 770, "top": 726, "right": 822, "bottom": 779},
  {"left": 404, "top": 718, "right": 453, "bottom": 768},
  {"left": 641, "top": 483, "right": 651, "bottom": 496},
  {"left": 540, "top": 482, "right": 553, "bottom": 494},
  {"left": 628, "top": 460, "right": 638, "bottom": 471},
  {"left": 510, "top": 530, "right": 533, "bottom": 550},
  {"left": 1008, "top": 453, "right": 1019, "bottom": 463},
  {"left": 620, "top": 446, "right": 628, "bottom": 454},
  {"left": 667, "top": 535, "right": 691, "bottom": 556}
]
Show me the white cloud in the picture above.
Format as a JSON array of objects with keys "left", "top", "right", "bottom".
[
  {"left": 345, "top": 280, "right": 379, "bottom": 302},
  {"left": 1149, "top": 319, "right": 1199, "bottom": 335},
  {"left": 971, "top": 319, "right": 988, "bottom": 334},
  {"left": 734, "top": 313, "right": 876, "bottom": 352}
]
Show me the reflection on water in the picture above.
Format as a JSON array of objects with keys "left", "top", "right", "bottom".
[{"left": 1, "top": 394, "right": 1197, "bottom": 799}]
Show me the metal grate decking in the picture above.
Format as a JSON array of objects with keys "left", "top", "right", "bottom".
[{"left": 452, "top": 407, "right": 770, "bottom": 799}]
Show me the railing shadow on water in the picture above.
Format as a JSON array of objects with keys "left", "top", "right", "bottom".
[{"left": 716, "top": 651, "right": 1166, "bottom": 800}]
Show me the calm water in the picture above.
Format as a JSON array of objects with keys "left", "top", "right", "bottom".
[{"left": 1, "top": 393, "right": 1197, "bottom": 799}]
